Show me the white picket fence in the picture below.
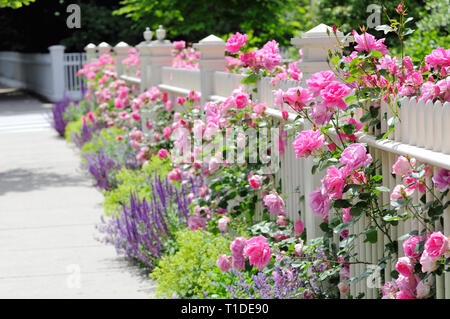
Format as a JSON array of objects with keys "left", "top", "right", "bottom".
[
  {"left": 86, "top": 24, "right": 450, "bottom": 299},
  {"left": 0, "top": 46, "right": 86, "bottom": 102}
]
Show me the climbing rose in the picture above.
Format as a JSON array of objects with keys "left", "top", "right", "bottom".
[
  {"left": 292, "top": 130, "right": 325, "bottom": 158},
  {"left": 392, "top": 156, "right": 411, "bottom": 176},
  {"left": 248, "top": 174, "right": 263, "bottom": 189},
  {"left": 390, "top": 184, "right": 414, "bottom": 201},
  {"left": 218, "top": 216, "right": 230, "bottom": 232},
  {"left": 424, "top": 231, "right": 448, "bottom": 258},
  {"left": 168, "top": 168, "right": 182, "bottom": 181},
  {"left": 342, "top": 207, "right": 352, "bottom": 222},
  {"left": 396, "top": 274, "right": 418, "bottom": 298},
  {"left": 320, "top": 81, "right": 351, "bottom": 110},
  {"left": 263, "top": 191, "right": 285, "bottom": 214},
  {"left": 230, "top": 237, "right": 247, "bottom": 256},
  {"left": 187, "top": 214, "right": 206, "bottom": 230},
  {"left": 234, "top": 92, "right": 249, "bottom": 109},
  {"left": 306, "top": 70, "right": 335, "bottom": 97},
  {"left": 309, "top": 187, "right": 331, "bottom": 220},
  {"left": 403, "top": 236, "right": 422, "bottom": 259},
  {"left": 216, "top": 254, "right": 232, "bottom": 272},
  {"left": 283, "top": 87, "right": 313, "bottom": 111},
  {"left": 157, "top": 149, "right": 169, "bottom": 159},
  {"left": 352, "top": 30, "right": 389, "bottom": 55},
  {"left": 416, "top": 278, "right": 433, "bottom": 299},
  {"left": 339, "top": 143, "right": 372, "bottom": 171},
  {"left": 226, "top": 32, "right": 248, "bottom": 54},
  {"left": 395, "top": 257, "right": 414, "bottom": 277},
  {"left": 432, "top": 168, "right": 450, "bottom": 191},
  {"left": 420, "top": 251, "right": 439, "bottom": 273},
  {"left": 322, "top": 165, "right": 349, "bottom": 199},
  {"left": 425, "top": 47, "right": 450, "bottom": 69},
  {"left": 173, "top": 41, "right": 186, "bottom": 50},
  {"left": 243, "top": 235, "right": 272, "bottom": 270},
  {"left": 294, "top": 220, "right": 304, "bottom": 234}
]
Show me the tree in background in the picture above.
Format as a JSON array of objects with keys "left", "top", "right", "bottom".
[
  {"left": 114, "top": 0, "right": 313, "bottom": 48},
  {"left": 0, "top": 0, "right": 35, "bottom": 8},
  {"left": 0, "top": 0, "right": 141, "bottom": 52},
  {"left": 402, "top": 0, "right": 449, "bottom": 59},
  {"left": 313, "top": 0, "right": 427, "bottom": 48}
]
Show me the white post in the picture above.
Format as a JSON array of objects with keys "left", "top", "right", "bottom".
[
  {"left": 138, "top": 25, "right": 172, "bottom": 91},
  {"left": 193, "top": 34, "right": 226, "bottom": 105},
  {"left": 291, "top": 24, "right": 348, "bottom": 80},
  {"left": 97, "top": 42, "right": 112, "bottom": 56},
  {"left": 114, "top": 41, "right": 130, "bottom": 77},
  {"left": 84, "top": 43, "right": 97, "bottom": 63},
  {"left": 48, "top": 45, "right": 65, "bottom": 102}
]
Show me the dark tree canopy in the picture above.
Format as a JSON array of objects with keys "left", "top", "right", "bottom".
[{"left": 114, "top": 0, "right": 313, "bottom": 47}]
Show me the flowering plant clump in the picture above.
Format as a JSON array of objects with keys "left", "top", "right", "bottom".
[{"left": 60, "top": 1, "right": 450, "bottom": 300}]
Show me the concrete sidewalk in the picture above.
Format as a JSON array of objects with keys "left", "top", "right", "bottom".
[{"left": 0, "top": 88, "right": 155, "bottom": 298}]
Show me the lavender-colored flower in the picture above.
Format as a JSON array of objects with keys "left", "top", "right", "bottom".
[
  {"left": 50, "top": 95, "right": 72, "bottom": 136},
  {"left": 82, "top": 149, "right": 120, "bottom": 191},
  {"left": 96, "top": 175, "right": 202, "bottom": 269}
]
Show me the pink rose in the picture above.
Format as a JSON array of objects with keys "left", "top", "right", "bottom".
[
  {"left": 226, "top": 32, "right": 248, "bottom": 54},
  {"left": 306, "top": 70, "right": 335, "bottom": 97},
  {"left": 234, "top": 92, "right": 249, "bottom": 109},
  {"left": 157, "top": 148, "right": 169, "bottom": 159},
  {"left": 425, "top": 47, "right": 450, "bottom": 69},
  {"left": 253, "top": 103, "right": 267, "bottom": 115},
  {"left": 216, "top": 254, "right": 232, "bottom": 272},
  {"left": 424, "top": 231, "right": 448, "bottom": 258},
  {"left": 390, "top": 184, "right": 414, "bottom": 201},
  {"left": 396, "top": 291, "right": 416, "bottom": 299},
  {"left": 342, "top": 207, "right": 352, "bottom": 222},
  {"left": 218, "top": 216, "right": 230, "bottom": 232},
  {"left": 403, "top": 235, "right": 422, "bottom": 259},
  {"left": 294, "top": 240, "right": 304, "bottom": 256},
  {"left": 352, "top": 30, "right": 389, "bottom": 55},
  {"left": 248, "top": 174, "right": 263, "bottom": 189},
  {"left": 338, "top": 282, "right": 350, "bottom": 296},
  {"left": 395, "top": 257, "right": 414, "bottom": 277},
  {"left": 294, "top": 220, "right": 304, "bottom": 234},
  {"left": 339, "top": 143, "right": 372, "bottom": 171},
  {"left": 395, "top": 274, "right": 418, "bottom": 298},
  {"left": 320, "top": 81, "right": 351, "bottom": 110},
  {"left": 392, "top": 156, "right": 411, "bottom": 176},
  {"left": 288, "top": 62, "right": 303, "bottom": 81},
  {"left": 163, "top": 126, "right": 172, "bottom": 139},
  {"left": 309, "top": 187, "right": 331, "bottom": 220},
  {"left": 230, "top": 237, "right": 247, "bottom": 256},
  {"left": 263, "top": 191, "right": 285, "bottom": 214},
  {"left": 177, "top": 97, "right": 186, "bottom": 105},
  {"left": 292, "top": 129, "right": 325, "bottom": 158},
  {"left": 283, "top": 87, "right": 313, "bottom": 111},
  {"left": 188, "top": 90, "right": 200, "bottom": 102},
  {"left": 420, "top": 251, "right": 440, "bottom": 273},
  {"left": 173, "top": 41, "right": 186, "bottom": 50},
  {"left": 232, "top": 255, "right": 246, "bottom": 270},
  {"left": 168, "top": 168, "right": 182, "bottom": 181},
  {"left": 187, "top": 214, "right": 206, "bottom": 230},
  {"left": 243, "top": 235, "right": 272, "bottom": 270},
  {"left": 321, "top": 165, "right": 349, "bottom": 199},
  {"left": 416, "top": 278, "right": 433, "bottom": 299},
  {"left": 432, "top": 168, "right": 450, "bottom": 191}
]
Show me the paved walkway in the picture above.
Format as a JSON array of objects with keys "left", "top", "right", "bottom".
[{"left": 0, "top": 88, "right": 155, "bottom": 298}]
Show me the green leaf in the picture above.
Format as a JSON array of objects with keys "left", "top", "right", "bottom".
[
  {"left": 334, "top": 199, "right": 352, "bottom": 209},
  {"left": 364, "top": 226, "right": 378, "bottom": 243}
]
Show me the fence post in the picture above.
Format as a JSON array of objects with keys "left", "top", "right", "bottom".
[
  {"left": 291, "top": 23, "right": 347, "bottom": 80},
  {"left": 97, "top": 42, "right": 112, "bottom": 56},
  {"left": 193, "top": 34, "right": 226, "bottom": 105},
  {"left": 48, "top": 45, "right": 65, "bottom": 102},
  {"left": 114, "top": 41, "right": 130, "bottom": 78},
  {"left": 137, "top": 25, "right": 172, "bottom": 92},
  {"left": 84, "top": 43, "right": 97, "bottom": 63}
]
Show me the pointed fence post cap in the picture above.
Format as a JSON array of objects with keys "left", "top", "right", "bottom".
[
  {"left": 84, "top": 43, "right": 96, "bottom": 50},
  {"left": 114, "top": 41, "right": 130, "bottom": 48},
  {"left": 197, "top": 34, "right": 225, "bottom": 45},
  {"left": 303, "top": 23, "right": 344, "bottom": 38},
  {"left": 98, "top": 42, "right": 112, "bottom": 48}
]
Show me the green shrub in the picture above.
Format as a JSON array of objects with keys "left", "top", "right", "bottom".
[
  {"left": 64, "top": 117, "right": 83, "bottom": 143},
  {"left": 150, "top": 229, "right": 230, "bottom": 298},
  {"left": 103, "top": 156, "right": 171, "bottom": 216},
  {"left": 81, "top": 126, "right": 124, "bottom": 157}
]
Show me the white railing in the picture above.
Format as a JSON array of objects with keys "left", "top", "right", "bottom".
[
  {"left": 0, "top": 46, "right": 86, "bottom": 102},
  {"left": 88, "top": 24, "right": 450, "bottom": 299}
]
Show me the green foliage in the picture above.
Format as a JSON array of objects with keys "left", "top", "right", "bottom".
[
  {"left": 64, "top": 117, "right": 83, "bottom": 143},
  {"left": 314, "top": 0, "right": 426, "bottom": 48},
  {"left": 81, "top": 126, "right": 124, "bottom": 157},
  {"left": 402, "top": 0, "right": 450, "bottom": 59},
  {"left": 0, "top": 0, "right": 35, "bottom": 8},
  {"left": 150, "top": 229, "right": 230, "bottom": 298},
  {"left": 115, "top": 0, "right": 313, "bottom": 47},
  {"left": 103, "top": 156, "right": 171, "bottom": 216}
]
